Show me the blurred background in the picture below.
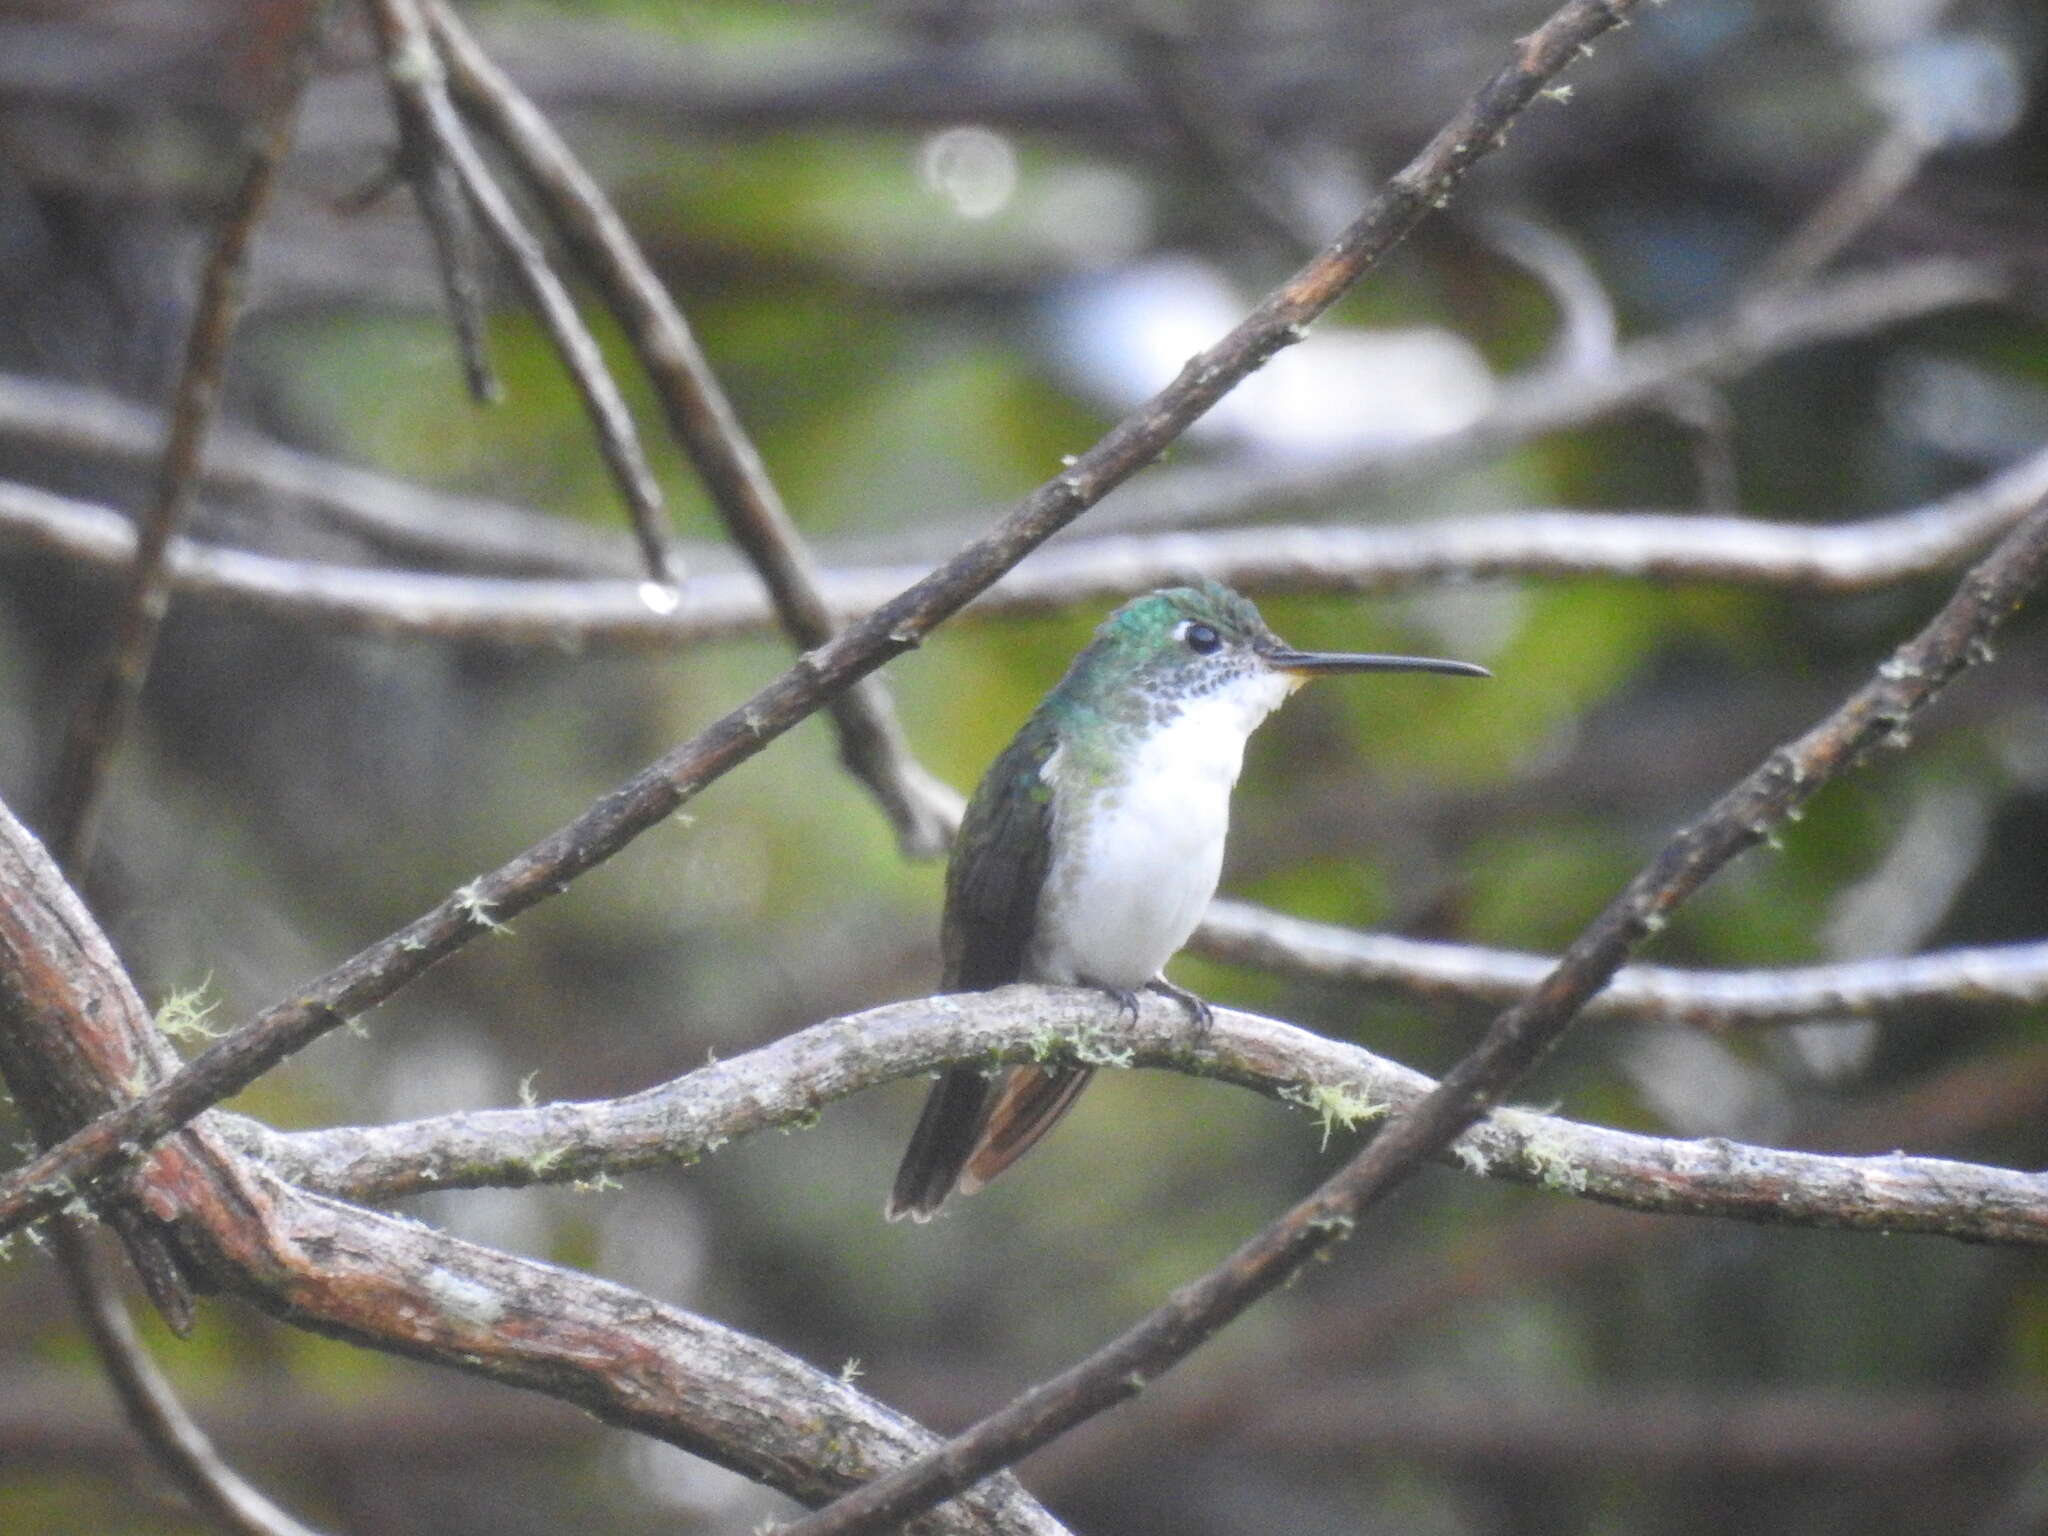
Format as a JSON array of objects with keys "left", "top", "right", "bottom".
[{"left": 4, "top": 0, "right": 2048, "bottom": 1532}]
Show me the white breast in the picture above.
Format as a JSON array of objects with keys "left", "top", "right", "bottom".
[{"left": 1027, "top": 671, "right": 1294, "bottom": 989}]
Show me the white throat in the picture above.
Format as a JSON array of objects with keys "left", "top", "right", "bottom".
[{"left": 1027, "top": 666, "right": 1297, "bottom": 989}]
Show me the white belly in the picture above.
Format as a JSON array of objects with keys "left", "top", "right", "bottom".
[{"left": 1027, "top": 678, "right": 1289, "bottom": 988}]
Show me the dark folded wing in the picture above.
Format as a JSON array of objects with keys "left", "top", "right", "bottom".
[
  {"left": 941, "top": 718, "right": 1058, "bottom": 990},
  {"left": 888, "top": 718, "right": 1061, "bottom": 1219}
]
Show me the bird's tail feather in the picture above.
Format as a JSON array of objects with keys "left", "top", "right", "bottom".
[
  {"left": 886, "top": 1067, "right": 993, "bottom": 1222},
  {"left": 959, "top": 1065, "right": 1095, "bottom": 1195}
]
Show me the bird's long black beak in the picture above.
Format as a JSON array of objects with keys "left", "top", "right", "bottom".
[{"left": 1265, "top": 648, "right": 1492, "bottom": 680}]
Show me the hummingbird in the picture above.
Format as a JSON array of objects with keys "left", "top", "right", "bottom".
[{"left": 887, "top": 580, "right": 1489, "bottom": 1221}]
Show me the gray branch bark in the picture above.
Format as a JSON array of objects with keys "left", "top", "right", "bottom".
[
  {"left": 6, "top": 443, "right": 2047, "bottom": 648},
  {"left": 224, "top": 988, "right": 2048, "bottom": 1246}
]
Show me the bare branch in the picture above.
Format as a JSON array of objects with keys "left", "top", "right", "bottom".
[
  {"left": 1074, "top": 257, "right": 2008, "bottom": 536},
  {"left": 0, "top": 790, "right": 327, "bottom": 1531},
  {"left": 778, "top": 462, "right": 2048, "bottom": 1529},
  {"left": 0, "top": 0, "right": 1615, "bottom": 1241},
  {"left": 378, "top": 107, "right": 501, "bottom": 403},
  {"left": 0, "top": 372, "right": 645, "bottom": 575},
  {"left": 1123, "top": 16, "right": 1325, "bottom": 256},
  {"left": 225, "top": 988, "right": 2048, "bottom": 1245},
  {"left": 1751, "top": 120, "right": 1935, "bottom": 294},
  {"left": 41, "top": 1, "right": 323, "bottom": 872},
  {"left": 426, "top": 0, "right": 954, "bottom": 856},
  {"left": 7, "top": 445, "right": 2048, "bottom": 649},
  {"left": 363, "top": 0, "right": 681, "bottom": 587},
  {"left": 0, "top": 259, "right": 2006, "bottom": 587},
  {"left": 0, "top": 798, "right": 1059, "bottom": 1534},
  {"left": 188, "top": 1178, "right": 1064, "bottom": 1536},
  {"left": 1193, "top": 900, "right": 2048, "bottom": 1027},
  {"left": 48, "top": 1223, "right": 327, "bottom": 1536}
]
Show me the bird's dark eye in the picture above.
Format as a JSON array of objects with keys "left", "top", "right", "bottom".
[{"left": 1184, "top": 622, "right": 1222, "bottom": 654}]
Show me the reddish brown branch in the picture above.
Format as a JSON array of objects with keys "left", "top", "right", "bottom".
[
  {"left": 0, "top": 793, "right": 1058, "bottom": 1535},
  {"left": 0, "top": 790, "right": 324, "bottom": 1530}
]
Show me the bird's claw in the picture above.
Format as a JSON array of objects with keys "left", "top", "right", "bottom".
[{"left": 1146, "top": 976, "right": 1214, "bottom": 1034}]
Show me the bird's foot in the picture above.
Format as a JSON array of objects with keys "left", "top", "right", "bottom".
[
  {"left": 1101, "top": 986, "right": 1143, "bottom": 1024},
  {"left": 1146, "top": 975, "right": 1214, "bottom": 1033}
]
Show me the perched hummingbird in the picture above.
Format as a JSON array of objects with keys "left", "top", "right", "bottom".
[{"left": 887, "top": 580, "right": 1489, "bottom": 1221}]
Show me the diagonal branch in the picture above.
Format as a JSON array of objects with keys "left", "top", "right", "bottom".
[
  {"left": 363, "top": 0, "right": 682, "bottom": 587},
  {"left": 17, "top": 7, "right": 344, "bottom": 1531},
  {"left": 48, "top": 1222, "right": 326, "bottom": 1536},
  {"left": 372, "top": 81, "right": 501, "bottom": 403},
  {"left": 426, "top": 0, "right": 955, "bottom": 856},
  {"left": 0, "top": 0, "right": 1628, "bottom": 1243},
  {"left": 1064, "top": 256, "right": 2008, "bottom": 537},
  {"left": 1750, "top": 118, "right": 1935, "bottom": 294},
  {"left": 41, "top": 1, "right": 324, "bottom": 873},
  {"left": 0, "top": 788, "right": 1060, "bottom": 1536},
  {"left": 775, "top": 498, "right": 2048, "bottom": 1530}
]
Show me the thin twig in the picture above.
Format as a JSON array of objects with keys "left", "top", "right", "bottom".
[
  {"left": 344, "top": 62, "right": 500, "bottom": 401},
  {"left": 20, "top": 10, "right": 342, "bottom": 1531},
  {"left": 1751, "top": 118, "right": 1934, "bottom": 294},
  {"left": 1124, "top": 16, "right": 1325, "bottom": 256},
  {"left": 48, "top": 1224, "right": 327, "bottom": 1536},
  {"left": 7, "top": 443, "right": 2048, "bottom": 646},
  {"left": 427, "top": 0, "right": 954, "bottom": 856},
  {"left": 363, "top": 0, "right": 681, "bottom": 587},
  {"left": 1063, "top": 256, "right": 2008, "bottom": 537},
  {"left": 0, "top": 372, "right": 646, "bottom": 575},
  {"left": 1193, "top": 900, "right": 2048, "bottom": 1027},
  {"left": 0, "top": 259, "right": 2002, "bottom": 584},
  {"left": 1474, "top": 210, "right": 1619, "bottom": 374},
  {"left": 774, "top": 495, "right": 2048, "bottom": 1531},
  {"left": 1473, "top": 211, "right": 1741, "bottom": 509},
  {"left": 40, "top": 2, "right": 323, "bottom": 873},
  {"left": 394, "top": 128, "right": 502, "bottom": 402},
  {"left": 225, "top": 989, "right": 2048, "bottom": 1245},
  {"left": 0, "top": 0, "right": 1634, "bottom": 1242}
]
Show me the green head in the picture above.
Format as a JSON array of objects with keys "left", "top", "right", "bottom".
[{"left": 1052, "top": 580, "right": 1490, "bottom": 723}]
